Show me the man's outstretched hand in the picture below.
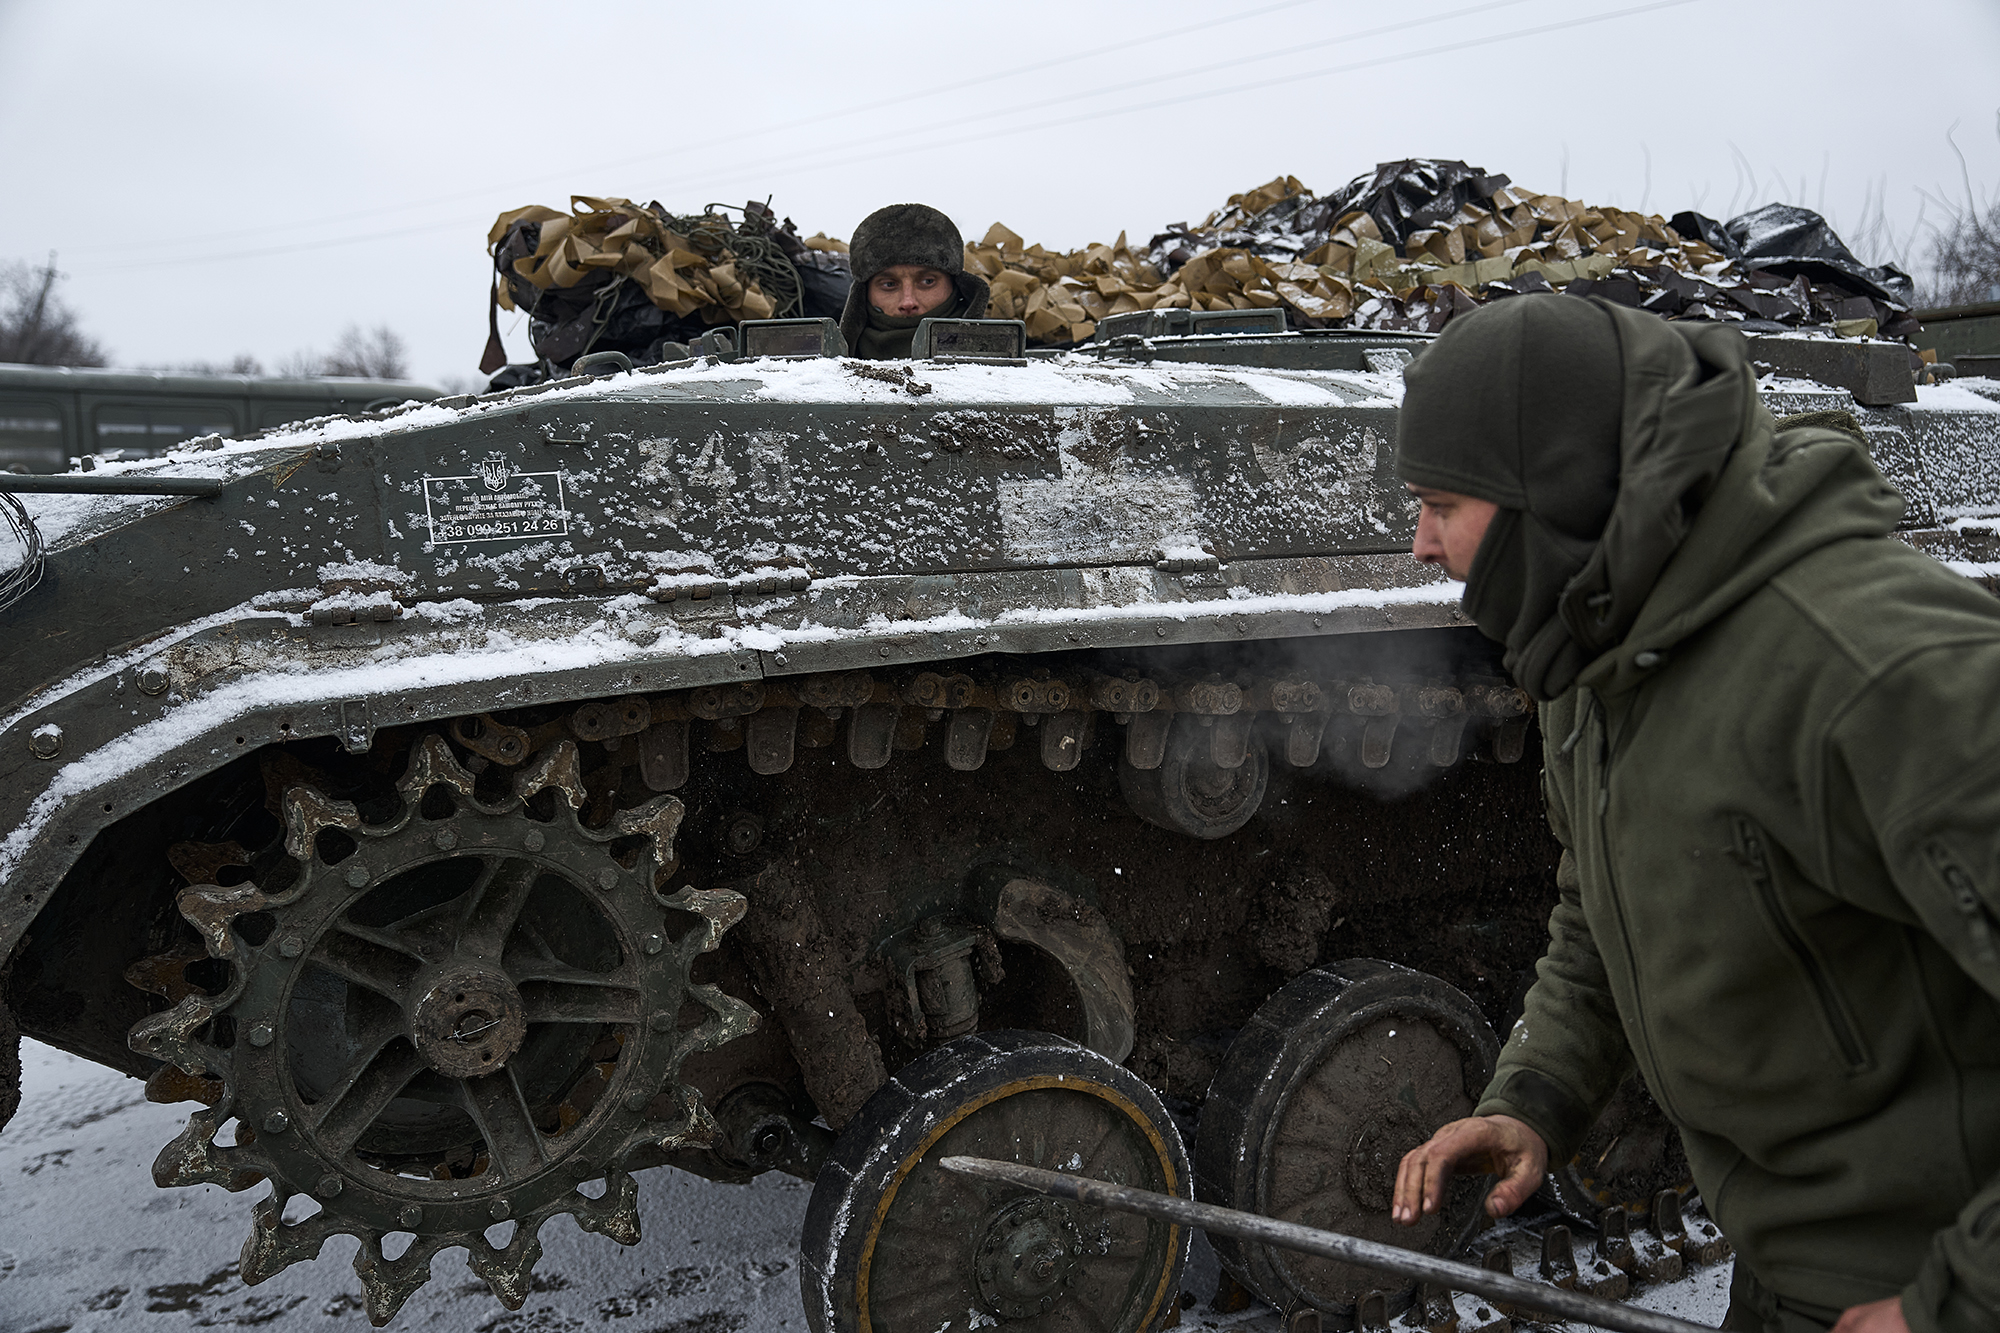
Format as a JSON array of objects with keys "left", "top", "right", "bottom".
[{"left": 1392, "top": 1114, "right": 1548, "bottom": 1226}]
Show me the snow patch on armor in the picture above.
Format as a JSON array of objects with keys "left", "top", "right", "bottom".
[
  {"left": 1219, "top": 371, "right": 1347, "bottom": 406},
  {"left": 998, "top": 409, "right": 1199, "bottom": 562}
]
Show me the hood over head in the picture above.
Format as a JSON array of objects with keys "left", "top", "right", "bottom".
[
  {"left": 838, "top": 203, "right": 990, "bottom": 356},
  {"left": 1395, "top": 295, "right": 1758, "bottom": 699}
]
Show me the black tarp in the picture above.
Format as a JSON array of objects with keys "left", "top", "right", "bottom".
[
  {"left": 1306, "top": 158, "right": 1513, "bottom": 248},
  {"left": 1673, "top": 203, "right": 1914, "bottom": 307}
]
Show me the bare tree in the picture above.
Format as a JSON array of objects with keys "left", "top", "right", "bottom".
[
  {"left": 274, "top": 348, "right": 328, "bottom": 378},
  {"left": 151, "top": 354, "right": 265, "bottom": 376},
  {"left": 324, "top": 325, "right": 409, "bottom": 379},
  {"left": 276, "top": 326, "right": 407, "bottom": 380},
  {"left": 1920, "top": 205, "right": 2000, "bottom": 307},
  {"left": 1915, "top": 114, "right": 2000, "bottom": 308},
  {"left": 0, "top": 254, "right": 108, "bottom": 366}
]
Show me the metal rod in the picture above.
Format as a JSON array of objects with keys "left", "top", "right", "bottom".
[
  {"left": 939, "top": 1156, "right": 1714, "bottom": 1333},
  {"left": 0, "top": 475, "right": 226, "bottom": 496}
]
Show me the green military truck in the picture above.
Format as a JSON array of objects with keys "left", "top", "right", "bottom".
[
  {"left": 1914, "top": 298, "right": 2000, "bottom": 378},
  {"left": 0, "top": 363, "right": 443, "bottom": 473}
]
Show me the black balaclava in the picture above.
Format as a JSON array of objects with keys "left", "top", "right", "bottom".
[{"left": 1396, "top": 295, "right": 1750, "bottom": 699}]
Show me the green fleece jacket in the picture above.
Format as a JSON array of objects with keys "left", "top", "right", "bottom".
[{"left": 1477, "top": 411, "right": 2000, "bottom": 1333}]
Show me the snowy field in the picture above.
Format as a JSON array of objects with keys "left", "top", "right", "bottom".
[
  {"left": 0, "top": 1040, "right": 1730, "bottom": 1333},
  {"left": 0, "top": 1041, "right": 814, "bottom": 1333}
]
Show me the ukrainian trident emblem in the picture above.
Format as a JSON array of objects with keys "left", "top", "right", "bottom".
[{"left": 476, "top": 453, "right": 512, "bottom": 492}]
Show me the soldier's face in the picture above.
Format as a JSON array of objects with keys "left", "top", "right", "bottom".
[
  {"left": 869, "top": 265, "right": 955, "bottom": 317},
  {"left": 1409, "top": 486, "right": 1498, "bottom": 582}
]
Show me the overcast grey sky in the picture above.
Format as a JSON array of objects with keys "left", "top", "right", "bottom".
[{"left": 2, "top": 0, "right": 1995, "bottom": 389}]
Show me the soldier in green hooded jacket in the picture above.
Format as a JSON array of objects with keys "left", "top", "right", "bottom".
[
  {"left": 1386, "top": 296, "right": 2000, "bottom": 1333},
  {"left": 837, "top": 203, "right": 991, "bottom": 360}
]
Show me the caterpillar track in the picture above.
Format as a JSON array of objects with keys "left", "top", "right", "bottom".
[{"left": 441, "top": 661, "right": 1531, "bottom": 790}]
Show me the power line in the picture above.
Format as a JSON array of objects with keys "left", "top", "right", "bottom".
[
  {"left": 82, "top": 0, "right": 1537, "bottom": 269},
  {"left": 526, "top": 0, "right": 1538, "bottom": 207},
  {"left": 750, "top": 0, "right": 1541, "bottom": 184},
  {"left": 66, "top": 0, "right": 1342, "bottom": 261},
  {"left": 81, "top": 0, "right": 1699, "bottom": 276},
  {"left": 662, "top": 0, "right": 1702, "bottom": 203}
]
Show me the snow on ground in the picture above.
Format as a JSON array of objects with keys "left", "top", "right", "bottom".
[
  {"left": 0, "top": 1041, "right": 1731, "bottom": 1333},
  {"left": 0, "top": 1042, "right": 812, "bottom": 1333}
]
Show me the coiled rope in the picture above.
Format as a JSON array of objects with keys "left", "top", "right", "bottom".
[{"left": 660, "top": 204, "right": 803, "bottom": 321}]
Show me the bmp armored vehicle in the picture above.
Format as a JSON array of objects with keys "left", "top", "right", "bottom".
[{"left": 2, "top": 316, "right": 1995, "bottom": 1332}]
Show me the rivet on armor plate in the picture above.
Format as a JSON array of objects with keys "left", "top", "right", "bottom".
[
  {"left": 625, "top": 1091, "right": 650, "bottom": 1112},
  {"left": 345, "top": 864, "right": 370, "bottom": 888},
  {"left": 489, "top": 1198, "right": 511, "bottom": 1221},
  {"left": 597, "top": 867, "right": 619, "bottom": 890},
  {"left": 643, "top": 932, "right": 665, "bottom": 955},
  {"left": 317, "top": 1174, "right": 343, "bottom": 1198},
  {"left": 399, "top": 1205, "right": 423, "bottom": 1228},
  {"left": 248, "top": 1022, "right": 275, "bottom": 1047},
  {"left": 263, "top": 1110, "right": 290, "bottom": 1133},
  {"left": 649, "top": 1011, "right": 674, "bottom": 1033},
  {"left": 523, "top": 829, "right": 545, "bottom": 852},
  {"left": 27, "top": 725, "right": 61, "bottom": 760},
  {"left": 137, "top": 664, "right": 170, "bottom": 695},
  {"left": 278, "top": 936, "right": 304, "bottom": 959},
  {"left": 434, "top": 828, "right": 458, "bottom": 851}
]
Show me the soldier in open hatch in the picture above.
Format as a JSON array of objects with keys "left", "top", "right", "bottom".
[
  {"left": 1386, "top": 296, "right": 2000, "bottom": 1333},
  {"left": 838, "top": 203, "right": 990, "bottom": 359}
]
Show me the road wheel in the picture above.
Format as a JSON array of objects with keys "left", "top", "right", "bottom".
[
  {"left": 800, "top": 1030, "right": 1189, "bottom": 1333},
  {"left": 1118, "top": 714, "right": 1269, "bottom": 840},
  {"left": 1195, "top": 960, "right": 1497, "bottom": 1322}
]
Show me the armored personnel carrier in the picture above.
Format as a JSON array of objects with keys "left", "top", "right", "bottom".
[{"left": 1, "top": 316, "right": 1994, "bottom": 1332}]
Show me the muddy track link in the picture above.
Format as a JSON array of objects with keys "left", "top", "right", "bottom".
[{"left": 448, "top": 664, "right": 1533, "bottom": 792}]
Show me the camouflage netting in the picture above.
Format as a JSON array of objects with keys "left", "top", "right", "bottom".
[
  {"left": 967, "top": 225, "right": 1173, "bottom": 346},
  {"left": 486, "top": 198, "right": 849, "bottom": 372},
  {"left": 486, "top": 160, "right": 1919, "bottom": 368},
  {"left": 982, "top": 159, "right": 1920, "bottom": 346}
]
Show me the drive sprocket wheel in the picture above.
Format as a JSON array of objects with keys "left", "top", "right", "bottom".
[{"left": 127, "top": 734, "right": 758, "bottom": 1325}]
